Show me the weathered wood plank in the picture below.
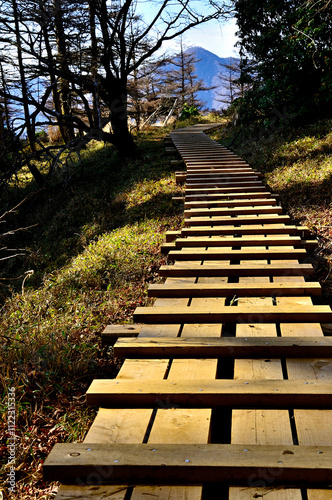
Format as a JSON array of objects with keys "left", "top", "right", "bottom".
[
  {"left": 175, "top": 235, "right": 301, "bottom": 247},
  {"left": 159, "top": 263, "right": 314, "bottom": 278},
  {"left": 44, "top": 443, "right": 332, "bottom": 486},
  {"left": 185, "top": 206, "right": 283, "bottom": 217},
  {"left": 101, "top": 324, "right": 143, "bottom": 345},
  {"left": 184, "top": 214, "right": 291, "bottom": 226},
  {"left": 86, "top": 378, "right": 332, "bottom": 408},
  {"left": 185, "top": 191, "right": 275, "bottom": 201},
  {"left": 184, "top": 198, "right": 277, "bottom": 208},
  {"left": 168, "top": 248, "right": 307, "bottom": 261},
  {"left": 134, "top": 304, "right": 331, "bottom": 324},
  {"left": 186, "top": 181, "right": 264, "bottom": 189},
  {"left": 186, "top": 186, "right": 267, "bottom": 194},
  {"left": 180, "top": 225, "right": 297, "bottom": 236},
  {"left": 148, "top": 281, "right": 321, "bottom": 297},
  {"left": 113, "top": 336, "right": 332, "bottom": 359}
]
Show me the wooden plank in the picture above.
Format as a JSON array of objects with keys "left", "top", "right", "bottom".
[
  {"left": 229, "top": 268, "right": 300, "bottom": 500},
  {"left": 134, "top": 304, "right": 332, "bottom": 324},
  {"left": 168, "top": 248, "right": 307, "bottom": 261},
  {"left": 185, "top": 206, "right": 282, "bottom": 217},
  {"left": 185, "top": 176, "right": 259, "bottom": 183},
  {"left": 86, "top": 378, "right": 332, "bottom": 408},
  {"left": 181, "top": 224, "right": 301, "bottom": 236},
  {"left": 185, "top": 191, "right": 275, "bottom": 201},
  {"left": 101, "top": 324, "right": 143, "bottom": 345},
  {"left": 175, "top": 236, "right": 301, "bottom": 247},
  {"left": 186, "top": 168, "right": 256, "bottom": 174},
  {"left": 159, "top": 263, "right": 314, "bottom": 278},
  {"left": 148, "top": 281, "right": 321, "bottom": 297},
  {"left": 184, "top": 198, "right": 277, "bottom": 208},
  {"left": 186, "top": 186, "right": 267, "bottom": 194},
  {"left": 184, "top": 215, "right": 291, "bottom": 226},
  {"left": 44, "top": 443, "right": 332, "bottom": 486},
  {"left": 113, "top": 336, "right": 332, "bottom": 359},
  {"left": 273, "top": 275, "right": 332, "bottom": 499},
  {"left": 186, "top": 171, "right": 258, "bottom": 177},
  {"left": 186, "top": 181, "right": 263, "bottom": 189}
]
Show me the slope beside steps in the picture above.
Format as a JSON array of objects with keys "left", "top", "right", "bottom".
[{"left": 43, "top": 124, "right": 332, "bottom": 499}]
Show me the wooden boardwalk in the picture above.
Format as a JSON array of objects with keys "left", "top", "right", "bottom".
[{"left": 44, "top": 124, "right": 332, "bottom": 499}]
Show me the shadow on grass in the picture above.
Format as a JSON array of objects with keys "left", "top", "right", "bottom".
[{"left": 0, "top": 132, "right": 183, "bottom": 301}]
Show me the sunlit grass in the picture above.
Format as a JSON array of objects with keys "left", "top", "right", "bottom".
[{"left": 0, "top": 125, "right": 184, "bottom": 498}]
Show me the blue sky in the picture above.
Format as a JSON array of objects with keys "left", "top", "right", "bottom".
[
  {"left": 165, "top": 18, "right": 239, "bottom": 58},
  {"left": 135, "top": 1, "right": 239, "bottom": 58}
]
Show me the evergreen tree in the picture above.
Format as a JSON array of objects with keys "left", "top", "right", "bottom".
[{"left": 235, "top": 0, "right": 332, "bottom": 123}]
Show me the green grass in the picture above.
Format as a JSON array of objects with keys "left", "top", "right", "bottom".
[
  {"left": 215, "top": 118, "right": 332, "bottom": 296},
  {"left": 0, "top": 125, "right": 185, "bottom": 499}
]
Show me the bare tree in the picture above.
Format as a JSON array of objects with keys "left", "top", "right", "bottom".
[
  {"left": 215, "top": 57, "right": 242, "bottom": 110},
  {"left": 0, "top": 0, "right": 233, "bottom": 161}
]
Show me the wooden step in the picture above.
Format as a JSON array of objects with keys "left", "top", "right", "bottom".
[
  {"left": 185, "top": 191, "right": 275, "bottom": 201},
  {"left": 167, "top": 248, "right": 307, "bottom": 261},
  {"left": 184, "top": 198, "right": 277, "bottom": 208},
  {"left": 186, "top": 181, "right": 263, "bottom": 189},
  {"left": 186, "top": 172, "right": 259, "bottom": 179},
  {"left": 165, "top": 230, "right": 181, "bottom": 242},
  {"left": 134, "top": 304, "right": 331, "bottom": 324},
  {"left": 181, "top": 224, "right": 309, "bottom": 236},
  {"left": 185, "top": 167, "right": 256, "bottom": 173},
  {"left": 184, "top": 206, "right": 282, "bottom": 217},
  {"left": 148, "top": 281, "right": 321, "bottom": 298},
  {"left": 86, "top": 378, "right": 332, "bottom": 408},
  {"left": 101, "top": 324, "right": 143, "bottom": 345},
  {"left": 175, "top": 235, "right": 301, "bottom": 247},
  {"left": 113, "top": 336, "right": 332, "bottom": 359},
  {"left": 159, "top": 262, "right": 314, "bottom": 277},
  {"left": 186, "top": 186, "right": 267, "bottom": 194},
  {"left": 161, "top": 242, "right": 177, "bottom": 254},
  {"left": 43, "top": 442, "right": 332, "bottom": 486},
  {"left": 184, "top": 215, "right": 291, "bottom": 226}
]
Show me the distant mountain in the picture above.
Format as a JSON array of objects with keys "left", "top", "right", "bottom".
[
  {"left": 188, "top": 47, "right": 237, "bottom": 110},
  {"left": 166, "top": 46, "right": 239, "bottom": 111}
]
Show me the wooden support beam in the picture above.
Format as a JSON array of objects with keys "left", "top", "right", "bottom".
[
  {"left": 159, "top": 263, "right": 314, "bottom": 278},
  {"left": 113, "top": 336, "right": 332, "bottom": 359},
  {"left": 86, "top": 378, "right": 332, "bottom": 408},
  {"left": 148, "top": 281, "right": 321, "bottom": 298},
  {"left": 44, "top": 443, "right": 332, "bottom": 486}
]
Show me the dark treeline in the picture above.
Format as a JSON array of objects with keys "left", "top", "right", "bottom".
[{"left": 234, "top": 0, "right": 332, "bottom": 127}]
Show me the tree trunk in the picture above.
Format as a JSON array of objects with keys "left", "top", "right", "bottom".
[
  {"left": 108, "top": 81, "right": 137, "bottom": 156},
  {"left": 12, "top": 0, "right": 45, "bottom": 187},
  {"left": 53, "top": 0, "right": 75, "bottom": 142}
]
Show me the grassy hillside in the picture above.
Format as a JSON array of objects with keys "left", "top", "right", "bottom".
[
  {"left": 212, "top": 118, "right": 332, "bottom": 299},
  {"left": 1, "top": 115, "right": 331, "bottom": 499},
  {"left": 0, "top": 126, "right": 186, "bottom": 499}
]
